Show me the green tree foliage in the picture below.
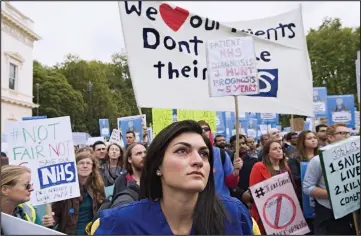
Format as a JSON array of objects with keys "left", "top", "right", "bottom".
[
  {"left": 307, "top": 18, "right": 360, "bottom": 99},
  {"left": 34, "top": 53, "right": 148, "bottom": 136},
  {"left": 32, "top": 61, "right": 87, "bottom": 131},
  {"left": 280, "top": 18, "right": 360, "bottom": 126}
]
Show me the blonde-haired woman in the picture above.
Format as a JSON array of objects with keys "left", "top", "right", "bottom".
[
  {"left": 42, "top": 152, "right": 105, "bottom": 235},
  {"left": 1, "top": 165, "right": 38, "bottom": 228}
]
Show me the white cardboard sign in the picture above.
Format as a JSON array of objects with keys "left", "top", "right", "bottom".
[
  {"left": 109, "top": 129, "right": 124, "bottom": 148},
  {"left": 206, "top": 36, "right": 259, "bottom": 97},
  {"left": 249, "top": 172, "right": 310, "bottom": 235},
  {"left": 7, "top": 116, "right": 80, "bottom": 206},
  {"left": 319, "top": 136, "right": 360, "bottom": 219}
]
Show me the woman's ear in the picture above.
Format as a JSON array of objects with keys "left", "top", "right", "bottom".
[
  {"left": 1, "top": 185, "right": 10, "bottom": 196},
  {"left": 158, "top": 165, "right": 164, "bottom": 176}
]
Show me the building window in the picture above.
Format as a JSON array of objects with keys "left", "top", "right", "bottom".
[{"left": 9, "top": 63, "right": 17, "bottom": 90}]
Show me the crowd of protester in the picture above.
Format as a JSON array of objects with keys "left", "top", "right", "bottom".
[{"left": 1, "top": 121, "right": 359, "bottom": 235}]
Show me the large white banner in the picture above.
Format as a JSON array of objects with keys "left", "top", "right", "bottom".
[{"left": 119, "top": 2, "right": 313, "bottom": 116}]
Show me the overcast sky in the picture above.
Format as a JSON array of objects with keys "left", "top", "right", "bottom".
[{"left": 10, "top": 1, "right": 360, "bottom": 66}]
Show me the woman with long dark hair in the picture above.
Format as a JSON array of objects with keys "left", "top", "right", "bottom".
[
  {"left": 99, "top": 143, "right": 124, "bottom": 187},
  {"left": 288, "top": 130, "right": 318, "bottom": 201},
  {"left": 94, "top": 120, "right": 252, "bottom": 235},
  {"left": 287, "top": 130, "right": 318, "bottom": 234},
  {"left": 249, "top": 140, "right": 292, "bottom": 234}
]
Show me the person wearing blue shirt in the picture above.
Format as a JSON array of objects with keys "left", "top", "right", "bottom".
[
  {"left": 198, "top": 120, "right": 242, "bottom": 197},
  {"left": 95, "top": 120, "right": 253, "bottom": 235}
]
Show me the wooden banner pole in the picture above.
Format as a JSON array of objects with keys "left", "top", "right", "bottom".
[
  {"left": 234, "top": 96, "right": 240, "bottom": 160},
  {"left": 45, "top": 203, "right": 52, "bottom": 216},
  {"left": 311, "top": 117, "right": 316, "bottom": 132},
  {"left": 353, "top": 211, "right": 360, "bottom": 235}
]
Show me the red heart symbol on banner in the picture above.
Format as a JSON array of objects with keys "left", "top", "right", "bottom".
[{"left": 159, "top": 3, "right": 190, "bottom": 32}]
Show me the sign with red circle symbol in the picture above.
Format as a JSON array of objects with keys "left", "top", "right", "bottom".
[{"left": 262, "top": 193, "right": 297, "bottom": 229}]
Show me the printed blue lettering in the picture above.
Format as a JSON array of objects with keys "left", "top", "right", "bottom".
[{"left": 38, "top": 162, "right": 76, "bottom": 189}]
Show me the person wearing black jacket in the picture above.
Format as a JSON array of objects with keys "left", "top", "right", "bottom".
[
  {"left": 229, "top": 135, "right": 259, "bottom": 207},
  {"left": 94, "top": 174, "right": 139, "bottom": 220},
  {"left": 93, "top": 143, "right": 146, "bottom": 220}
]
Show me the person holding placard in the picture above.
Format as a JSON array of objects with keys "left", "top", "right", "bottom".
[
  {"left": 233, "top": 135, "right": 259, "bottom": 207},
  {"left": 249, "top": 140, "right": 293, "bottom": 234},
  {"left": 288, "top": 131, "right": 319, "bottom": 201},
  {"left": 94, "top": 120, "right": 253, "bottom": 235},
  {"left": 42, "top": 152, "right": 105, "bottom": 235},
  {"left": 287, "top": 130, "right": 319, "bottom": 234},
  {"left": 303, "top": 123, "right": 354, "bottom": 235},
  {"left": 1, "top": 165, "right": 39, "bottom": 231},
  {"left": 198, "top": 120, "right": 243, "bottom": 197}
]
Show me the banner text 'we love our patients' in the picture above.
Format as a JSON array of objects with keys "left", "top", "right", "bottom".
[{"left": 123, "top": 1, "right": 294, "bottom": 81}]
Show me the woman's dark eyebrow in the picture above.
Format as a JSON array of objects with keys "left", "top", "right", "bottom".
[
  {"left": 173, "top": 142, "right": 192, "bottom": 147},
  {"left": 199, "top": 147, "right": 210, "bottom": 153},
  {"left": 173, "top": 142, "right": 208, "bottom": 150}
]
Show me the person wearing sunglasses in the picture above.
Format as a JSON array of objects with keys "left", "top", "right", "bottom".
[{"left": 1, "top": 165, "right": 38, "bottom": 229}]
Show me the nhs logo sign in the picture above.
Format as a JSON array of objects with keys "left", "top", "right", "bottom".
[
  {"left": 38, "top": 162, "right": 76, "bottom": 189},
  {"left": 249, "top": 69, "right": 279, "bottom": 98}
]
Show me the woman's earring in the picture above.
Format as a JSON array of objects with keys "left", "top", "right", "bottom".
[
  {"left": 156, "top": 170, "right": 162, "bottom": 176},
  {"left": 5, "top": 196, "right": 9, "bottom": 202}
]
